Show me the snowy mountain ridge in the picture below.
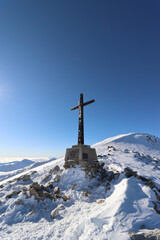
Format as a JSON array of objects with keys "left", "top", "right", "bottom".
[
  {"left": 0, "top": 133, "right": 160, "bottom": 240},
  {"left": 93, "top": 132, "right": 160, "bottom": 158}
]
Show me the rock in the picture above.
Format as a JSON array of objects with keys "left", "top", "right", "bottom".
[
  {"left": 154, "top": 190, "right": 160, "bottom": 201},
  {"left": 71, "top": 183, "right": 77, "bottom": 190},
  {"left": 40, "top": 185, "right": 50, "bottom": 192},
  {"left": 43, "top": 174, "right": 51, "bottom": 182},
  {"left": 54, "top": 174, "right": 60, "bottom": 182},
  {"left": 22, "top": 186, "right": 27, "bottom": 192},
  {"left": 107, "top": 171, "right": 116, "bottom": 182},
  {"left": 0, "top": 200, "right": 2, "bottom": 204},
  {"left": 55, "top": 194, "right": 70, "bottom": 202},
  {"left": 49, "top": 165, "right": 60, "bottom": 174},
  {"left": 106, "top": 182, "right": 111, "bottom": 192},
  {"left": 29, "top": 188, "right": 38, "bottom": 199},
  {"left": 107, "top": 146, "right": 116, "bottom": 151},
  {"left": 153, "top": 201, "right": 160, "bottom": 214},
  {"left": 82, "top": 190, "right": 89, "bottom": 197},
  {"left": 129, "top": 228, "right": 160, "bottom": 240},
  {"left": 124, "top": 168, "right": 137, "bottom": 178},
  {"left": 17, "top": 174, "right": 31, "bottom": 182},
  {"left": 27, "top": 209, "right": 36, "bottom": 216},
  {"left": 6, "top": 191, "right": 21, "bottom": 199},
  {"left": 30, "top": 171, "right": 37, "bottom": 175},
  {"left": 46, "top": 182, "right": 54, "bottom": 189},
  {"left": 54, "top": 187, "right": 60, "bottom": 194},
  {"left": 97, "top": 199, "right": 105, "bottom": 204},
  {"left": 51, "top": 204, "right": 64, "bottom": 218},
  {"left": 28, "top": 182, "right": 54, "bottom": 200},
  {"left": 43, "top": 192, "right": 54, "bottom": 200},
  {"left": 30, "top": 182, "right": 41, "bottom": 190},
  {"left": 15, "top": 200, "right": 25, "bottom": 206}
]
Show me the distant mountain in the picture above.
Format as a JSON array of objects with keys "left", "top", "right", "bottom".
[
  {"left": 0, "top": 133, "right": 160, "bottom": 240},
  {"left": 0, "top": 157, "right": 56, "bottom": 181},
  {"left": 0, "top": 159, "right": 34, "bottom": 172}
]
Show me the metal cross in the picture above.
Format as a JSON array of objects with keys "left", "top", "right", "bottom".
[{"left": 71, "top": 94, "right": 95, "bottom": 145}]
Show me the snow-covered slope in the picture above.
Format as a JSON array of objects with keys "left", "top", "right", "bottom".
[
  {"left": 93, "top": 132, "right": 160, "bottom": 158},
  {"left": 0, "top": 133, "right": 160, "bottom": 240}
]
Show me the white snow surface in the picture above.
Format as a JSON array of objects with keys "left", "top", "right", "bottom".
[
  {"left": 93, "top": 132, "right": 160, "bottom": 159},
  {"left": 0, "top": 133, "right": 160, "bottom": 240}
]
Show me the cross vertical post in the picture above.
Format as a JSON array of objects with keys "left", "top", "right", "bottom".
[
  {"left": 78, "top": 94, "right": 84, "bottom": 145},
  {"left": 71, "top": 93, "right": 95, "bottom": 145}
]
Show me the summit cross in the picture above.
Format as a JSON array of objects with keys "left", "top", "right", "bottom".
[{"left": 71, "top": 94, "right": 95, "bottom": 145}]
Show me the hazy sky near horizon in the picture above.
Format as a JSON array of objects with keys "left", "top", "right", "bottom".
[{"left": 0, "top": 0, "right": 160, "bottom": 159}]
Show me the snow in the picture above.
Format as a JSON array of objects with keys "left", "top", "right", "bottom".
[
  {"left": 93, "top": 132, "right": 160, "bottom": 158},
  {"left": 0, "top": 133, "right": 160, "bottom": 240}
]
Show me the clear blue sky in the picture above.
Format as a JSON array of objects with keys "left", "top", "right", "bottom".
[{"left": 0, "top": 0, "right": 160, "bottom": 158}]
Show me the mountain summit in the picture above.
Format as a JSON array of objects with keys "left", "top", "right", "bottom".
[
  {"left": 0, "top": 133, "right": 160, "bottom": 240},
  {"left": 93, "top": 132, "right": 160, "bottom": 158}
]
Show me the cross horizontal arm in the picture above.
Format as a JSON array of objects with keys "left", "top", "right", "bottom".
[
  {"left": 71, "top": 105, "right": 79, "bottom": 111},
  {"left": 83, "top": 99, "right": 95, "bottom": 107}
]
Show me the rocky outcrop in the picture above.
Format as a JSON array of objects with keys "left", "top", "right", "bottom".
[
  {"left": 29, "top": 182, "right": 54, "bottom": 200},
  {"left": 129, "top": 228, "right": 160, "bottom": 240}
]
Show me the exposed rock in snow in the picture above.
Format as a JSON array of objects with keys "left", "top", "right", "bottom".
[
  {"left": 16, "top": 174, "right": 31, "bottom": 182},
  {"left": 129, "top": 228, "right": 160, "bottom": 240}
]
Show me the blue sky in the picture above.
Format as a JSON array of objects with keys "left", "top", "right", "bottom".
[{"left": 0, "top": 0, "right": 160, "bottom": 158}]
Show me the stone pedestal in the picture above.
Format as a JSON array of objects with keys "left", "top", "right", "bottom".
[{"left": 64, "top": 144, "right": 98, "bottom": 168}]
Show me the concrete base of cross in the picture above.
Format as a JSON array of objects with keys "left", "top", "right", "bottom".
[{"left": 64, "top": 144, "right": 98, "bottom": 168}]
